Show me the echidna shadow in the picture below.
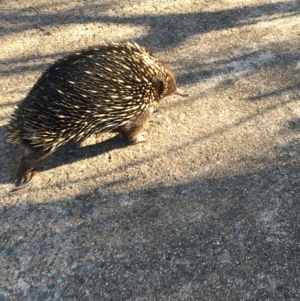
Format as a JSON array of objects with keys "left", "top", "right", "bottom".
[
  {"left": 7, "top": 42, "right": 188, "bottom": 190},
  {"left": 41, "top": 135, "right": 129, "bottom": 171}
]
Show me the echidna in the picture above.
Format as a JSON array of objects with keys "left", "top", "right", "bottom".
[{"left": 7, "top": 42, "right": 187, "bottom": 189}]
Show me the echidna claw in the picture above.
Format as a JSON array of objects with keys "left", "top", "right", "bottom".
[{"left": 12, "top": 173, "right": 35, "bottom": 192}]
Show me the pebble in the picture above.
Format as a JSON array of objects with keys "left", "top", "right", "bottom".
[
  {"left": 81, "top": 204, "right": 93, "bottom": 213},
  {"left": 5, "top": 248, "right": 14, "bottom": 256},
  {"left": 94, "top": 187, "right": 102, "bottom": 197},
  {"left": 56, "top": 276, "right": 65, "bottom": 284}
]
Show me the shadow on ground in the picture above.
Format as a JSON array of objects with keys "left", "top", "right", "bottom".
[
  {"left": 1, "top": 151, "right": 300, "bottom": 300},
  {"left": 1, "top": 1, "right": 300, "bottom": 77}
]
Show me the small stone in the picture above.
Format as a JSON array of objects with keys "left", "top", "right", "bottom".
[
  {"left": 41, "top": 292, "right": 50, "bottom": 300},
  {"left": 18, "top": 291, "right": 25, "bottom": 301},
  {"left": 96, "top": 262, "right": 105, "bottom": 268},
  {"left": 56, "top": 276, "right": 65, "bottom": 284},
  {"left": 5, "top": 247, "right": 14, "bottom": 255},
  {"left": 94, "top": 188, "right": 102, "bottom": 197},
  {"left": 78, "top": 277, "right": 85, "bottom": 285},
  {"left": 81, "top": 204, "right": 93, "bottom": 213},
  {"left": 47, "top": 283, "right": 55, "bottom": 290},
  {"left": 67, "top": 208, "right": 73, "bottom": 216}
]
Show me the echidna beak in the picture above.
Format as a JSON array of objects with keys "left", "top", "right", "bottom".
[{"left": 175, "top": 87, "right": 189, "bottom": 97}]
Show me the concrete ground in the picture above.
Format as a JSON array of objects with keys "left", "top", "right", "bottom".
[{"left": 0, "top": 0, "right": 300, "bottom": 300}]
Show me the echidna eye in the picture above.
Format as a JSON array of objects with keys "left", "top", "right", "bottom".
[{"left": 153, "top": 78, "right": 164, "bottom": 96}]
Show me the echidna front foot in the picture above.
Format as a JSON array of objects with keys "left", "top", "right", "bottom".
[
  {"left": 13, "top": 145, "right": 50, "bottom": 190},
  {"left": 118, "top": 129, "right": 147, "bottom": 144},
  {"left": 132, "top": 131, "right": 148, "bottom": 143},
  {"left": 117, "top": 113, "right": 150, "bottom": 144},
  {"left": 118, "top": 127, "right": 148, "bottom": 144}
]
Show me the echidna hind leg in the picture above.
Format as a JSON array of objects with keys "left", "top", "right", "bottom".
[
  {"left": 14, "top": 145, "right": 50, "bottom": 189},
  {"left": 117, "top": 113, "right": 149, "bottom": 143}
]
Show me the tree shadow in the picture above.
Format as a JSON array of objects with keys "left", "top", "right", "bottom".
[
  {"left": 1, "top": 149, "right": 300, "bottom": 299},
  {"left": 248, "top": 82, "right": 300, "bottom": 101},
  {"left": 1, "top": 1, "right": 300, "bottom": 77},
  {"left": 1, "top": 1, "right": 299, "bottom": 42},
  {"left": 287, "top": 118, "right": 300, "bottom": 132}
]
